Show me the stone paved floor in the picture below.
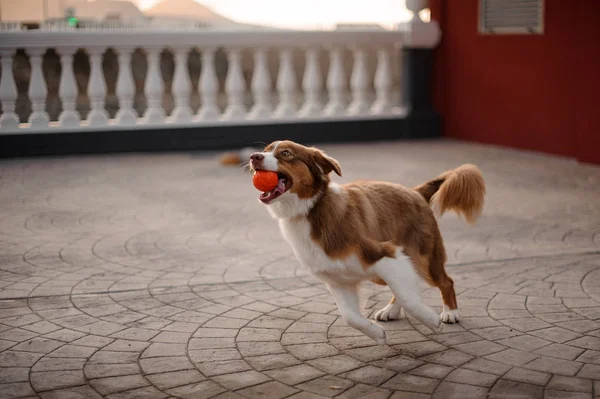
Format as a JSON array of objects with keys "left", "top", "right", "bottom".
[{"left": 0, "top": 140, "right": 599, "bottom": 399}]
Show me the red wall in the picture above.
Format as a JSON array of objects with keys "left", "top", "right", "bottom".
[{"left": 430, "top": 0, "right": 600, "bottom": 164}]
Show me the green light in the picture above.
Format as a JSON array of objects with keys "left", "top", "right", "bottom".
[{"left": 68, "top": 17, "right": 78, "bottom": 27}]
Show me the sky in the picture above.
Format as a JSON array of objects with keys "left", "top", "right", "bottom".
[{"left": 133, "top": 0, "right": 414, "bottom": 29}]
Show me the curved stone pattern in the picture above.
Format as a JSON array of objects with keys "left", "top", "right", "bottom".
[{"left": 0, "top": 142, "right": 599, "bottom": 399}]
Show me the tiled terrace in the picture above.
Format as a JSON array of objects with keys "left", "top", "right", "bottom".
[{"left": 0, "top": 140, "right": 599, "bottom": 399}]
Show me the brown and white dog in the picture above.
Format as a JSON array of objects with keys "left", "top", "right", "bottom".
[{"left": 249, "top": 140, "right": 485, "bottom": 344}]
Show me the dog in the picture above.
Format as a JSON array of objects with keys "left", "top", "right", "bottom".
[{"left": 249, "top": 140, "right": 485, "bottom": 344}]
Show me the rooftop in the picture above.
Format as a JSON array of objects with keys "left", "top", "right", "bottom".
[{"left": 0, "top": 140, "right": 599, "bottom": 398}]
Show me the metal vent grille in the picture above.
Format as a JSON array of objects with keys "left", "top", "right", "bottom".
[{"left": 480, "top": 0, "right": 544, "bottom": 34}]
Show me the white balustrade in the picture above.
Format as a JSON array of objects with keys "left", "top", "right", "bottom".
[
  {"left": 171, "top": 48, "right": 192, "bottom": 122},
  {"left": 324, "top": 48, "right": 346, "bottom": 117},
  {"left": 348, "top": 48, "right": 370, "bottom": 115},
  {"left": 371, "top": 48, "right": 393, "bottom": 114},
  {"left": 196, "top": 48, "right": 219, "bottom": 121},
  {"left": 223, "top": 48, "right": 246, "bottom": 120},
  {"left": 299, "top": 48, "right": 322, "bottom": 117},
  {"left": 0, "top": 18, "right": 441, "bottom": 133},
  {"left": 87, "top": 48, "right": 109, "bottom": 126},
  {"left": 274, "top": 49, "right": 297, "bottom": 118},
  {"left": 28, "top": 48, "right": 49, "bottom": 128},
  {"left": 58, "top": 47, "right": 80, "bottom": 127},
  {"left": 0, "top": 50, "right": 19, "bottom": 130},
  {"left": 143, "top": 47, "right": 165, "bottom": 124},
  {"left": 248, "top": 48, "right": 272, "bottom": 119},
  {"left": 115, "top": 47, "right": 138, "bottom": 125}
]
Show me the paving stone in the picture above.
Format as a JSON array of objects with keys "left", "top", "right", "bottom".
[
  {"left": 0, "top": 367, "right": 30, "bottom": 384},
  {"left": 410, "top": 363, "right": 453, "bottom": 378},
  {"left": 419, "top": 349, "right": 474, "bottom": 367},
  {"left": 286, "top": 343, "right": 339, "bottom": 360},
  {"left": 307, "top": 354, "right": 364, "bottom": 374},
  {"left": 48, "top": 344, "right": 97, "bottom": 357},
  {"left": 337, "top": 384, "right": 391, "bottom": 399},
  {"left": 296, "top": 375, "right": 354, "bottom": 397},
  {"left": 452, "top": 339, "right": 506, "bottom": 356},
  {"left": 576, "top": 363, "right": 600, "bottom": 379},
  {"left": 524, "top": 356, "right": 583, "bottom": 376},
  {"left": 38, "top": 385, "right": 103, "bottom": 399},
  {"left": 32, "top": 357, "right": 86, "bottom": 372},
  {"left": 342, "top": 365, "right": 396, "bottom": 386},
  {"left": 90, "top": 374, "right": 149, "bottom": 395},
  {"left": 88, "top": 350, "right": 139, "bottom": 364},
  {"left": 497, "top": 335, "right": 553, "bottom": 351},
  {"left": 145, "top": 370, "right": 205, "bottom": 390},
  {"left": 432, "top": 382, "right": 489, "bottom": 399},
  {"left": 140, "top": 356, "right": 194, "bottom": 374},
  {"left": 265, "top": 364, "right": 325, "bottom": 385},
  {"left": 212, "top": 370, "right": 271, "bottom": 390},
  {"left": 445, "top": 367, "right": 498, "bottom": 387},
  {"left": 104, "top": 386, "right": 168, "bottom": 399},
  {"left": 485, "top": 348, "right": 540, "bottom": 366},
  {"left": 382, "top": 374, "right": 439, "bottom": 393},
  {"left": 547, "top": 375, "right": 593, "bottom": 392},
  {"left": 237, "top": 341, "right": 286, "bottom": 357},
  {"left": 530, "top": 327, "right": 583, "bottom": 344},
  {"left": 196, "top": 359, "right": 253, "bottom": 376},
  {"left": 543, "top": 390, "right": 593, "bottom": 399},
  {"left": 489, "top": 380, "right": 543, "bottom": 399},
  {"left": 372, "top": 355, "right": 424, "bottom": 372},
  {"left": 166, "top": 380, "right": 226, "bottom": 399},
  {"left": 0, "top": 382, "right": 36, "bottom": 398},
  {"left": 84, "top": 363, "right": 140, "bottom": 379},
  {"left": 0, "top": 350, "right": 44, "bottom": 367},
  {"left": 534, "top": 343, "right": 586, "bottom": 360},
  {"left": 30, "top": 370, "right": 85, "bottom": 391},
  {"left": 504, "top": 367, "right": 551, "bottom": 385}
]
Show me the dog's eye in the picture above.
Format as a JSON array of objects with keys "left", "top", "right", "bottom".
[{"left": 281, "top": 150, "right": 292, "bottom": 157}]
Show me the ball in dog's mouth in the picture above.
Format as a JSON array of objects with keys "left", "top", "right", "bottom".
[{"left": 259, "top": 173, "right": 291, "bottom": 204}]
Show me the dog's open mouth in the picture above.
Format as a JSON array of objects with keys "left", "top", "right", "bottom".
[{"left": 259, "top": 173, "right": 291, "bottom": 204}]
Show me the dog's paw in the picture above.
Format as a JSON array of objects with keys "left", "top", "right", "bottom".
[
  {"left": 374, "top": 303, "right": 404, "bottom": 321},
  {"left": 367, "top": 323, "right": 387, "bottom": 345},
  {"left": 440, "top": 307, "right": 461, "bottom": 324}
]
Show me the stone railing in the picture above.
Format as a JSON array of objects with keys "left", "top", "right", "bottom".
[{"left": 0, "top": 3, "right": 439, "bottom": 134}]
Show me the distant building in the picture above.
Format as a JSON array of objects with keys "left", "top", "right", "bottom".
[{"left": 0, "top": 0, "right": 257, "bottom": 29}]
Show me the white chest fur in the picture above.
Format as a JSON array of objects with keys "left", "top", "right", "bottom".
[{"left": 278, "top": 217, "right": 374, "bottom": 284}]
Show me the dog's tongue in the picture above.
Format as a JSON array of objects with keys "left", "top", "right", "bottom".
[{"left": 259, "top": 178, "right": 286, "bottom": 203}]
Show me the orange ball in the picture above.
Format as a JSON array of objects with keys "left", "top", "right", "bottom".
[{"left": 253, "top": 170, "right": 279, "bottom": 192}]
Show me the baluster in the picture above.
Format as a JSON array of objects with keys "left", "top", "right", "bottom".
[
  {"left": 274, "top": 49, "right": 297, "bottom": 118},
  {"left": 27, "top": 48, "right": 49, "bottom": 128},
  {"left": 87, "top": 48, "right": 108, "bottom": 126},
  {"left": 115, "top": 47, "right": 137, "bottom": 125},
  {"left": 0, "top": 50, "right": 19, "bottom": 130},
  {"left": 248, "top": 48, "right": 271, "bottom": 119},
  {"left": 223, "top": 48, "right": 246, "bottom": 120},
  {"left": 57, "top": 47, "right": 80, "bottom": 127},
  {"left": 143, "top": 47, "right": 165, "bottom": 124},
  {"left": 171, "top": 47, "right": 192, "bottom": 122},
  {"left": 348, "top": 47, "right": 370, "bottom": 115},
  {"left": 196, "top": 48, "right": 220, "bottom": 120},
  {"left": 371, "top": 48, "right": 392, "bottom": 114},
  {"left": 324, "top": 48, "right": 346, "bottom": 116},
  {"left": 299, "top": 48, "right": 322, "bottom": 117}
]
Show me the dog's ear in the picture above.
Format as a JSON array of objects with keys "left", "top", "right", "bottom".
[{"left": 313, "top": 149, "right": 342, "bottom": 177}]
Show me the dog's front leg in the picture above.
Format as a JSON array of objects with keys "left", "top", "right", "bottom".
[{"left": 326, "top": 283, "right": 386, "bottom": 345}]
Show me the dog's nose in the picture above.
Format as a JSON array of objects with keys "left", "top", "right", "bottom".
[{"left": 250, "top": 153, "right": 264, "bottom": 162}]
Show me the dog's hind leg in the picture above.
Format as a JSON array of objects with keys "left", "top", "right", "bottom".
[
  {"left": 374, "top": 295, "right": 405, "bottom": 321},
  {"left": 372, "top": 249, "right": 441, "bottom": 332},
  {"left": 327, "top": 283, "right": 386, "bottom": 344}
]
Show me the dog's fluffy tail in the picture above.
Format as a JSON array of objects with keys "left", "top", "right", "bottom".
[{"left": 414, "top": 164, "right": 485, "bottom": 224}]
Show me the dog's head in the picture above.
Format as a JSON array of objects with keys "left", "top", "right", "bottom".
[{"left": 249, "top": 140, "right": 341, "bottom": 217}]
